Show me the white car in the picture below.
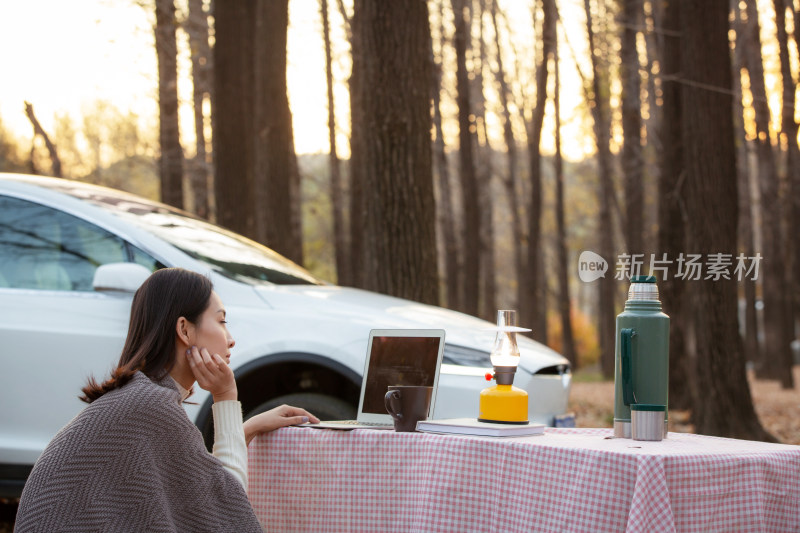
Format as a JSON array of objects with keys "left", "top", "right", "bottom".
[{"left": 0, "top": 173, "right": 572, "bottom": 496}]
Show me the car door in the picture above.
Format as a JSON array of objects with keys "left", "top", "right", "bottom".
[{"left": 0, "top": 194, "right": 161, "bottom": 465}]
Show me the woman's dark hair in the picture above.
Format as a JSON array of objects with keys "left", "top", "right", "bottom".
[{"left": 81, "top": 268, "right": 213, "bottom": 403}]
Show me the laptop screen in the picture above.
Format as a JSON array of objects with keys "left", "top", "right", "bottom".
[{"left": 361, "top": 335, "right": 443, "bottom": 415}]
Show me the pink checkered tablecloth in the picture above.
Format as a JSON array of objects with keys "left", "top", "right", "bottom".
[{"left": 247, "top": 427, "right": 800, "bottom": 532}]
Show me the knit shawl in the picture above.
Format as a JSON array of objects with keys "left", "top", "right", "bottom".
[{"left": 15, "top": 372, "right": 262, "bottom": 532}]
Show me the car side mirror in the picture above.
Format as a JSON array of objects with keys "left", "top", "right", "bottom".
[{"left": 93, "top": 263, "right": 152, "bottom": 293}]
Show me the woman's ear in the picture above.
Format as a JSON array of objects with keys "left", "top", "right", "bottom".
[{"left": 176, "top": 317, "right": 192, "bottom": 346}]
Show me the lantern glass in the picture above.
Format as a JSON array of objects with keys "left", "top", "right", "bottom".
[{"left": 490, "top": 310, "right": 521, "bottom": 368}]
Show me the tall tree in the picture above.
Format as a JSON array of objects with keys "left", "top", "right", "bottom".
[
  {"left": 346, "top": 1, "right": 367, "bottom": 288},
  {"left": 213, "top": 1, "right": 256, "bottom": 238},
  {"left": 155, "top": 0, "right": 184, "bottom": 209},
  {"left": 253, "top": 0, "right": 302, "bottom": 264},
  {"left": 732, "top": 0, "right": 761, "bottom": 378},
  {"left": 453, "top": 0, "right": 480, "bottom": 316},
  {"left": 796, "top": 2, "right": 800, "bottom": 65},
  {"left": 658, "top": 0, "right": 691, "bottom": 410},
  {"left": 553, "top": 21, "right": 578, "bottom": 368},
  {"left": 639, "top": 1, "right": 661, "bottom": 252},
  {"left": 185, "top": 0, "right": 211, "bottom": 219},
  {"left": 321, "top": 0, "right": 350, "bottom": 285},
  {"left": 620, "top": 0, "right": 643, "bottom": 254},
  {"left": 0, "top": 116, "right": 26, "bottom": 173},
  {"left": 793, "top": 1, "right": 800, "bottom": 338},
  {"left": 521, "top": 0, "right": 555, "bottom": 343},
  {"left": 473, "top": 0, "right": 497, "bottom": 321},
  {"left": 680, "top": 0, "right": 772, "bottom": 440},
  {"left": 774, "top": 0, "right": 800, "bottom": 358},
  {"left": 584, "top": 0, "right": 617, "bottom": 378},
  {"left": 743, "top": 0, "right": 793, "bottom": 387},
  {"left": 432, "top": 0, "right": 461, "bottom": 310},
  {"left": 490, "top": 0, "right": 524, "bottom": 304},
  {"left": 287, "top": 120, "right": 303, "bottom": 266},
  {"left": 24, "top": 102, "right": 62, "bottom": 178},
  {"left": 353, "top": 0, "right": 439, "bottom": 304},
  {"left": 642, "top": 0, "right": 662, "bottom": 152}
]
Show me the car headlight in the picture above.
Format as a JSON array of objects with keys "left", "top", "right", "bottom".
[
  {"left": 533, "top": 364, "right": 571, "bottom": 375},
  {"left": 442, "top": 344, "right": 492, "bottom": 368}
]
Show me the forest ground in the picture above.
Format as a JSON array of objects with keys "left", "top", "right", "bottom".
[
  {"left": 570, "top": 365, "right": 800, "bottom": 445},
  {"left": 1, "top": 366, "right": 798, "bottom": 531}
]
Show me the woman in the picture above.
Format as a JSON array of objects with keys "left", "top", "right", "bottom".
[{"left": 15, "top": 268, "right": 319, "bottom": 532}]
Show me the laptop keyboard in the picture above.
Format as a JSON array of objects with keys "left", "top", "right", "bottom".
[{"left": 326, "top": 420, "right": 393, "bottom": 426}]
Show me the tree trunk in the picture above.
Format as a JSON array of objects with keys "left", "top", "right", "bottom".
[
  {"left": 643, "top": 0, "right": 662, "bottom": 156},
  {"left": 432, "top": 0, "right": 460, "bottom": 310},
  {"left": 24, "top": 102, "right": 62, "bottom": 178},
  {"left": 336, "top": 0, "right": 351, "bottom": 35},
  {"left": 553, "top": 27, "right": 578, "bottom": 368},
  {"left": 640, "top": 0, "right": 661, "bottom": 256},
  {"left": 155, "top": 0, "right": 184, "bottom": 209},
  {"left": 353, "top": 0, "right": 439, "bottom": 305},
  {"left": 186, "top": 0, "right": 211, "bottom": 219},
  {"left": 473, "top": 0, "right": 497, "bottom": 321},
  {"left": 681, "top": 0, "right": 773, "bottom": 440},
  {"left": 522, "top": 0, "right": 555, "bottom": 343},
  {"left": 287, "top": 119, "right": 304, "bottom": 266},
  {"left": 206, "top": 0, "right": 217, "bottom": 221},
  {"left": 793, "top": 2, "right": 800, "bottom": 351},
  {"left": 774, "top": 0, "right": 800, "bottom": 384},
  {"left": 732, "top": 0, "right": 761, "bottom": 371},
  {"left": 490, "top": 0, "right": 524, "bottom": 309},
  {"left": 252, "top": 0, "right": 302, "bottom": 263},
  {"left": 658, "top": 0, "right": 692, "bottom": 410},
  {"left": 744, "top": 0, "right": 793, "bottom": 387},
  {"left": 453, "top": 0, "right": 480, "bottom": 316},
  {"left": 348, "top": 2, "right": 366, "bottom": 288},
  {"left": 620, "top": 0, "right": 643, "bottom": 255},
  {"left": 584, "top": 0, "right": 617, "bottom": 379},
  {"left": 213, "top": 1, "right": 256, "bottom": 238},
  {"left": 794, "top": 1, "right": 800, "bottom": 69},
  {"left": 321, "top": 0, "right": 350, "bottom": 285}
]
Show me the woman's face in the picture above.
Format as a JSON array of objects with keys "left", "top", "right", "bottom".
[{"left": 193, "top": 291, "right": 235, "bottom": 362}]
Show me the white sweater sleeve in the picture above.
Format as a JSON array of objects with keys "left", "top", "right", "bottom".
[{"left": 211, "top": 400, "right": 249, "bottom": 491}]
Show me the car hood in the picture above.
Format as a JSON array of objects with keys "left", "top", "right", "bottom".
[{"left": 253, "top": 284, "right": 568, "bottom": 374}]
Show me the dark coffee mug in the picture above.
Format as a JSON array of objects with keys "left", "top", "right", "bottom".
[{"left": 384, "top": 385, "right": 433, "bottom": 432}]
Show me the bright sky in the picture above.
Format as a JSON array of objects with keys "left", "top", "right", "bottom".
[
  {"left": 0, "top": 0, "right": 664, "bottom": 166},
  {"left": 0, "top": 2, "right": 153, "bottom": 135}
]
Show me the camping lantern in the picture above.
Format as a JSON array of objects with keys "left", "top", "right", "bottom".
[{"left": 479, "top": 310, "right": 530, "bottom": 424}]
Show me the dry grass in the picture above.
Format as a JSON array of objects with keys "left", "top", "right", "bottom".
[
  {"left": 747, "top": 366, "right": 800, "bottom": 444},
  {"left": 569, "top": 365, "right": 800, "bottom": 445},
  {"left": 1, "top": 367, "right": 797, "bottom": 530}
]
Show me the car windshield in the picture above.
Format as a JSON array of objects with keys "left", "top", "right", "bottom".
[{"left": 54, "top": 182, "right": 324, "bottom": 286}]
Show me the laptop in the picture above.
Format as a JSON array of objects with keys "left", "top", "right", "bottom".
[{"left": 305, "top": 329, "right": 446, "bottom": 430}]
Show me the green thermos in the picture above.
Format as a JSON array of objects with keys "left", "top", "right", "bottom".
[{"left": 613, "top": 275, "right": 670, "bottom": 438}]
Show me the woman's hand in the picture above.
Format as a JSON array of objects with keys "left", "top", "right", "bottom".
[
  {"left": 243, "top": 405, "right": 320, "bottom": 445},
  {"left": 187, "top": 346, "right": 237, "bottom": 402}
]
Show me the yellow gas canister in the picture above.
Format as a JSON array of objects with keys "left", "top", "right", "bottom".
[{"left": 479, "top": 382, "right": 529, "bottom": 423}]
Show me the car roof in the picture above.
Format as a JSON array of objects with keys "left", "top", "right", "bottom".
[
  {"left": 0, "top": 173, "right": 324, "bottom": 287},
  {"left": 0, "top": 173, "right": 199, "bottom": 219},
  {"left": 0, "top": 173, "right": 187, "bottom": 266}
]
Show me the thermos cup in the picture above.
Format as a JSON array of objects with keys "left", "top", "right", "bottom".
[{"left": 613, "top": 275, "right": 670, "bottom": 438}]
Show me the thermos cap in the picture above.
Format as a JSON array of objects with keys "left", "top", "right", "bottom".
[
  {"left": 631, "top": 404, "right": 666, "bottom": 441},
  {"left": 631, "top": 404, "right": 666, "bottom": 411},
  {"left": 628, "top": 275, "right": 660, "bottom": 301}
]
